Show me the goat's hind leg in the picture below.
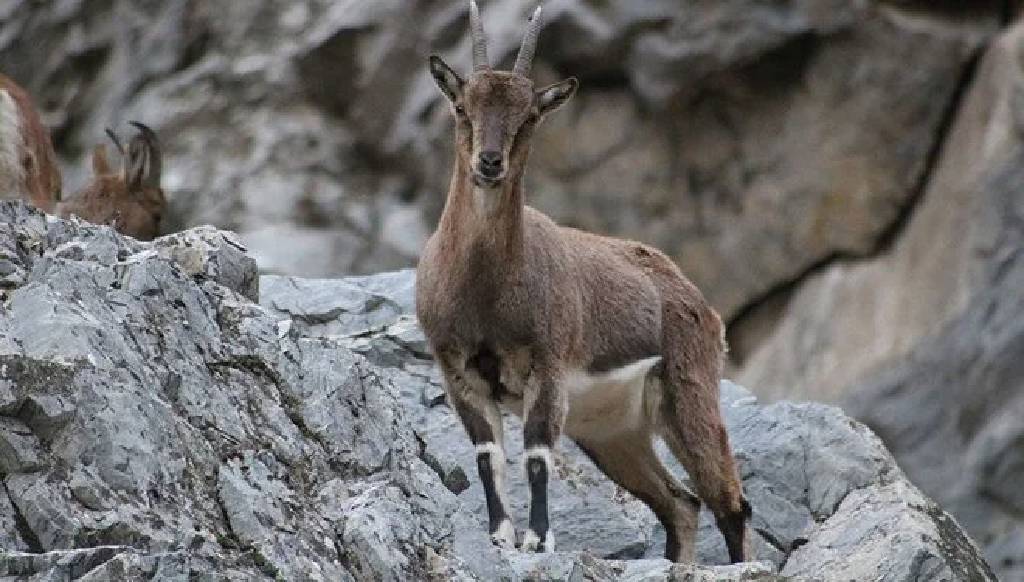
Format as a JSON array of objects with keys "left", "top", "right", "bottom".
[
  {"left": 577, "top": 432, "right": 701, "bottom": 562},
  {"left": 438, "top": 354, "right": 516, "bottom": 549},
  {"left": 657, "top": 294, "right": 752, "bottom": 563},
  {"left": 660, "top": 376, "right": 751, "bottom": 563}
]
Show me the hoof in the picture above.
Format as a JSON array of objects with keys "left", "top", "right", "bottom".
[
  {"left": 519, "top": 529, "right": 555, "bottom": 553},
  {"left": 490, "top": 519, "right": 516, "bottom": 550}
]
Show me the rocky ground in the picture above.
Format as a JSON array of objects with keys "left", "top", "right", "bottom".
[{"left": 0, "top": 202, "right": 996, "bottom": 580}]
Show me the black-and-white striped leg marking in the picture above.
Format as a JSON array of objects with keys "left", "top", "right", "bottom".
[
  {"left": 476, "top": 442, "right": 515, "bottom": 548},
  {"left": 439, "top": 353, "right": 516, "bottom": 550},
  {"left": 521, "top": 446, "right": 555, "bottom": 552}
]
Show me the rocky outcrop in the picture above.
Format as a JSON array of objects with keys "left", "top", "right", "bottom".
[
  {"left": 736, "top": 19, "right": 1022, "bottom": 405},
  {"left": 0, "top": 1, "right": 1002, "bottom": 322},
  {"left": 0, "top": 201, "right": 994, "bottom": 580},
  {"left": 732, "top": 22, "right": 1024, "bottom": 579},
  {"left": 262, "top": 270, "right": 997, "bottom": 581}
]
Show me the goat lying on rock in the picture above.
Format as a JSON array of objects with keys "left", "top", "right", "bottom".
[
  {"left": 415, "top": 1, "right": 751, "bottom": 563},
  {"left": 58, "top": 121, "right": 165, "bottom": 241}
]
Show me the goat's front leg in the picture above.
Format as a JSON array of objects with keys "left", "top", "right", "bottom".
[
  {"left": 438, "top": 355, "right": 516, "bottom": 549},
  {"left": 521, "top": 367, "right": 567, "bottom": 553}
]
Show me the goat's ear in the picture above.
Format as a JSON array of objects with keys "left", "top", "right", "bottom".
[
  {"left": 429, "top": 55, "right": 464, "bottom": 103},
  {"left": 536, "top": 77, "right": 578, "bottom": 117}
]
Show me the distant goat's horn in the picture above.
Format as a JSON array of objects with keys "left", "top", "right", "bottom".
[
  {"left": 105, "top": 128, "right": 125, "bottom": 156},
  {"left": 126, "top": 121, "right": 161, "bottom": 189}
]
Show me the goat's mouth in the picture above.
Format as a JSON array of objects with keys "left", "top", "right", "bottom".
[{"left": 472, "top": 172, "right": 503, "bottom": 188}]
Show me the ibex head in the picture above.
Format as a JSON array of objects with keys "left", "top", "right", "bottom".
[
  {"left": 61, "top": 121, "right": 165, "bottom": 241},
  {"left": 429, "top": 1, "right": 577, "bottom": 189}
]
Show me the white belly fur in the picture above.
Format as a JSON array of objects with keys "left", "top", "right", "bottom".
[{"left": 563, "top": 356, "right": 662, "bottom": 440}]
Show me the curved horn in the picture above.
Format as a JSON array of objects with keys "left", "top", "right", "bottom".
[
  {"left": 128, "top": 120, "right": 158, "bottom": 145},
  {"left": 469, "top": 0, "right": 489, "bottom": 71},
  {"left": 513, "top": 5, "right": 543, "bottom": 76},
  {"left": 126, "top": 120, "right": 161, "bottom": 189}
]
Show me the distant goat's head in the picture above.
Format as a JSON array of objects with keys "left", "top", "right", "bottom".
[
  {"left": 429, "top": 2, "right": 577, "bottom": 188},
  {"left": 61, "top": 121, "right": 165, "bottom": 240}
]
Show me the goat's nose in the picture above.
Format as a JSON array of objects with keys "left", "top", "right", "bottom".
[{"left": 477, "top": 148, "right": 501, "bottom": 174}]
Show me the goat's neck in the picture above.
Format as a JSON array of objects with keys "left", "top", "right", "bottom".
[{"left": 437, "top": 155, "right": 526, "bottom": 269}]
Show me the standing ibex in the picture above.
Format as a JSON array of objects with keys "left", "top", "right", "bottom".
[
  {"left": 415, "top": 1, "right": 751, "bottom": 563},
  {"left": 0, "top": 73, "right": 61, "bottom": 213},
  {"left": 58, "top": 122, "right": 165, "bottom": 241}
]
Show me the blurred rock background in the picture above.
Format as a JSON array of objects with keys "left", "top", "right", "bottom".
[{"left": 2, "top": 0, "right": 1023, "bottom": 579}]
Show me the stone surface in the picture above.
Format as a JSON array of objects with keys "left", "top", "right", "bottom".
[
  {"left": 0, "top": 417, "right": 44, "bottom": 474},
  {"left": 781, "top": 481, "right": 995, "bottom": 581},
  {"left": 260, "top": 270, "right": 415, "bottom": 338},
  {"left": 505, "top": 553, "right": 782, "bottom": 581},
  {"left": 736, "top": 20, "right": 1018, "bottom": 404},
  {"left": 731, "top": 22, "right": 1024, "bottom": 580},
  {"left": 262, "top": 265, "right": 995, "bottom": 581},
  {"left": 0, "top": 201, "right": 994, "bottom": 580},
  {"left": 0, "top": 1, "right": 1001, "bottom": 321},
  {"left": 0, "top": 202, "right": 410, "bottom": 579}
]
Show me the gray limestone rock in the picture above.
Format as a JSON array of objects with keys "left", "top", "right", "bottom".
[
  {"left": 0, "top": 417, "right": 44, "bottom": 474},
  {"left": 262, "top": 264, "right": 995, "bottom": 581},
  {"left": 0, "top": 201, "right": 994, "bottom": 580},
  {"left": 738, "top": 22, "right": 1024, "bottom": 581},
  {"left": 260, "top": 270, "right": 415, "bottom": 338}
]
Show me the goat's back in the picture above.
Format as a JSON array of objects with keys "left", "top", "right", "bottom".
[{"left": 549, "top": 212, "right": 721, "bottom": 371}]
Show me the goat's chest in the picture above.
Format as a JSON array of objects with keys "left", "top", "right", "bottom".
[{"left": 420, "top": 273, "right": 539, "bottom": 349}]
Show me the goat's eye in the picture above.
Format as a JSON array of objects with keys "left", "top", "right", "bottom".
[{"left": 454, "top": 105, "right": 466, "bottom": 116}]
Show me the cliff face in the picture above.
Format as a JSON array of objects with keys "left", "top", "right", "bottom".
[
  {"left": 0, "top": 202, "right": 995, "bottom": 580},
  {"left": 735, "top": 23, "right": 1024, "bottom": 580},
  {"left": 0, "top": 1, "right": 1001, "bottom": 319}
]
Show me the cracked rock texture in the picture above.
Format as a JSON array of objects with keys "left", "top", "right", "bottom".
[
  {"left": 261, "top": 266, "right": 994, "bottom": 581},
  {"left": 0, "top": 0, "right": 1002, "bottom": 323},
  {"left": 0, "top": 201, "right": 993, "bottom": 580},
  {"left": 735, "top": 20, "right": 1024, "bottom": 580}
]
